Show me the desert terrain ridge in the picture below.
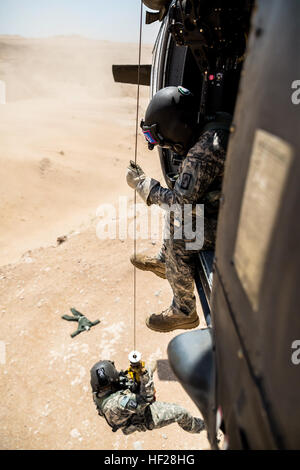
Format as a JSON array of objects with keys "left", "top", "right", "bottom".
[{"left": 0, "top": 36, "right": 208, "bottom": 450}]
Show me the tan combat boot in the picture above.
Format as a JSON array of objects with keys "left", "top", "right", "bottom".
[
  {"left": 130, "top": 253, "right": 166, "bottom": 279},
  {"left": 146, "top": 307, "right": 200, "bottom": 333}
]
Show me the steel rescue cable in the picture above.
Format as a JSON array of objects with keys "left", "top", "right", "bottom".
[{"left": 133, "top": 1, "right": 144, "bottom": 351}]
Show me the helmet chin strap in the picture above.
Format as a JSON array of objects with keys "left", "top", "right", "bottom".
[{"left": 172, "top": 143, "right": 184, "bottom": 154}]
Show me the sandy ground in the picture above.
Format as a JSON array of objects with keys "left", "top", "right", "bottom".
[{"left": 0, "top": 36, "right": 209, "bottom": 450}]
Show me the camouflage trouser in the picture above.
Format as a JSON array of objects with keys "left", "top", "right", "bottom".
[
  {"left": 122, "top": 402, "right": 204, "bottom": 435},
  {"left": 148, "top": 401, "right": 204, "bottom": 433},
  {"left": 161, "top": 218, "right": 217, "bottom": 316}
]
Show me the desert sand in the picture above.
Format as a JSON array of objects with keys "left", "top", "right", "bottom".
[{"left": 0, "top": 35, "right": 209, "bottom": 450}]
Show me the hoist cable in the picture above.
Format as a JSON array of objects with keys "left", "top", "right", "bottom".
[{"left": 133, "top": 1, "right": 144, "bottom": 351}]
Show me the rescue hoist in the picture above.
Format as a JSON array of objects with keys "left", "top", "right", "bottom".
[{"left": 126, "top": 1, "right": 145, "bottom": 388}]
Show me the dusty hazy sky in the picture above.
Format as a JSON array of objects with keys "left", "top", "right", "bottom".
[{"left": 0, "top": 0, "right": 160, "bottom": 44}]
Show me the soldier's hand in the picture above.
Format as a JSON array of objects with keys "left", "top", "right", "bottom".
[
  {"left": 147, "top": 359, "right": 157, "bottom": 374},
  {"left": 126, "top": 160, "right": 146, "bottom": 190},
  {"left": 130, "top": 364, "right": 145, "bottom": 374},
  {"left": 129, "top": 160, "right": 145, "bottom": 176},
  {"left": 138, "top": 366, "right": 147, "bottom": 376}
]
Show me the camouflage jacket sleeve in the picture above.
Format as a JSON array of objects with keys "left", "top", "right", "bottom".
[
  {"left": 93, "top": 390, "right": 145, "bottom": 430},
  {"left": 93, "top": 369, "right": 155, "bottom": 430},
  {"left": 139, "top": 366, "right": 156, "bottom": 404},
  {"left": 147, "top": 129, "right": 227, "bottom": 208}
]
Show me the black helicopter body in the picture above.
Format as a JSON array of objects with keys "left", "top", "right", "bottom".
[{"left": 113, "top": 0, "right": 300, "bottom": 449}]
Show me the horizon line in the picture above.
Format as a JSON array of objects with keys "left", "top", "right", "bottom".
[{"left": 0, "top": 33, "right": 156, "bottom": 46}]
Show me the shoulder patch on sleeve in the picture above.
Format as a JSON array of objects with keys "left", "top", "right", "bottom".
[
  {"left": 127, "top": 399, "right": 138, "bottom": 410},
  {"left": 180, "top": 173, "right": 192, "bottom": 190},
  {"left": 119, "top": 395, "right": 130, "bottom": 408},
  {"left": 175, "top": 165, "right": 199, "bottom": 199},
  {"left": 120, "top": 395, "right": 138, "bottom": 410}
]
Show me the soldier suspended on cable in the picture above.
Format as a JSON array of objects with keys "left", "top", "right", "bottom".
[{"left": 90, "top": 354, "right": 205, "bottom": 435}]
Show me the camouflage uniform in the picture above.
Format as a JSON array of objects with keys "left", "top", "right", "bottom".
[
  {"left": 144, "top": 128, "right": 229, "bottom": 316},
  {"left": 93, "top": 367, "right": 204, "bottom": 435}
]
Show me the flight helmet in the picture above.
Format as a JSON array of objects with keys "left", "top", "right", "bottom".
[
  {"left": 90, "top": 360, "right": 120, "bottom": 397},
  {"left": 141, "top": 86, "right": 198, "bottom": 155}
]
